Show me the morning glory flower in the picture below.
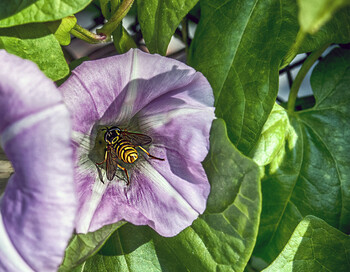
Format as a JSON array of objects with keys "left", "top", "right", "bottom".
[
  {"left": 0, "top": 51, "right": 76, "bottom": 271},
  {"left": 60, "top": 49, "right": 215, "bottom": 237}
]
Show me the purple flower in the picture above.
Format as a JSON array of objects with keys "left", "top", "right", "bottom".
[
  {"left": 60, "top": 49, "right": 215, "bottom": 237},
  {"left": 0, "top": 51, "right": 76, "bottom": 271}
]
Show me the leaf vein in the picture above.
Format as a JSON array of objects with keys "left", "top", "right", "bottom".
[{"left": 298, "top": 118, "right": 343, "bottom": 229}]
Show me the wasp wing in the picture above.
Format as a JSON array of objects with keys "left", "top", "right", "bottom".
[
  {"left": 106, "top": 147, "right": 118, "bottom": 181},
  {"left": 120, "top": 131, "right": 152, "bottom": 146}
]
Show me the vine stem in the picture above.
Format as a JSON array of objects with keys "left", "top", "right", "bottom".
[
  {"left": 287, "top": 43, "right": 330, "bottom": 114},
  {"left": 97, "top": 0, "right": 134, "bottom": 36},
  {"left": 70, "top": 24, "right": 107, "bottom": 44}
]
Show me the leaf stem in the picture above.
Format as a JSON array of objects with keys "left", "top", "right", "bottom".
[
  {"left": 70, "top": 24, "right": 107, "bottom": 44},
  {"left": 287, "top": 43, "right": 330, "bottom": 113},
  {"left": 97, "top": 0, "right": 134, "bottom": 36},
  {"left": 181, "top": 18, "right": 189, "bottom": 55}
]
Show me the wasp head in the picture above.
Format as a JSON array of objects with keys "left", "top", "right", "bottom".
[{"left": 103, "top": 126, "right": 121, "bottom": 143}]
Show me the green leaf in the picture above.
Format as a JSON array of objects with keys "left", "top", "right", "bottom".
[
  {"left": 297, "top": 0, "right": 350, "bottom": 34},
  {"left": 0, "top": 0, "right": 92, "bottom": 27},
  {"left": 100, "top": 0, "right": 113, "bottom": 19},
  {"left": 0, "top": 23, "right": 69, "bottom": 81},
  {"left": 281, "top": 6, "right": 350, "bottom": 68},
  {"left": 255, "top": 47, "right": 350, "bottom": 263},
  {"left": 299, "top": 7, "right": 350, "bottom": 53},
  {"left": 73, "top": 119, "right": 261, "bottom": 272},
  {"left": 137, "top": 0, "right": 198, "bottom": 55},
  {"left": 46, "top": 16, "right": 77, "bottom": 46},
  {"left": 58, "top": 222, "right": 125, "bottom": 272},
  {"left": 250, "top": 103, "right": 297, "bottom": 171},
  {"left": 263, "top": 216, "right": 350, "bottom": 272},
  {"left": 99, "top": 0, "right": 136, "bottom": 52},
  {"left": 188, "top": 0, "right": 298, "bottom": 155},
  {"left": 112, "top": 24, "right": 137, "bottom": 54}
]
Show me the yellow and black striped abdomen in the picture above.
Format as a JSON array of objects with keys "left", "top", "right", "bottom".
[{"left": 113, "top": 139, "right": 138, "bottom": 164}]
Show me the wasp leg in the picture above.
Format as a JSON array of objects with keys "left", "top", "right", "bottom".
[
  {"left": 96, "top": 149, "right": 109, "bottom": 165},
  {"left": 117, "top": 164, "right": 130, "bottom": 185},
  {"left": 95, "top": 164, "right": 104, "bottom": 184},
  {"left": 95, "top": 149, "right": 109, "bottom": 183},
  {"left": 138, "top": 146, "right": 165, "bottom": 161}
]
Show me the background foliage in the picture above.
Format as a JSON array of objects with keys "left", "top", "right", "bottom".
[{"left": 1, "top": 0, "right": 349, "bottom": 271}]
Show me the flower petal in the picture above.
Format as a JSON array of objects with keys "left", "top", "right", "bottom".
[
  {"left": 87, "top": 155, "right": 210, "bottom": 237},
  {"left": 60, "top": 49, "right": 213, "bottom": 133},
  {"left": 0, "top": 51, "right": 76, "bottom": 271},
  {"left": 60, "top": 49, "right": 214, "bottom": 236}
]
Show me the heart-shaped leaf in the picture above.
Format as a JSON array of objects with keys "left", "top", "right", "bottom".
[
  {"left": 263, "top": 216, "right": 350, "bottom": 272},
  {"left": 188, "top": 0, "right": 299, "bottom": 155},
  {"left": 255, "top": 47, "right": 350, "bottom": 263}
]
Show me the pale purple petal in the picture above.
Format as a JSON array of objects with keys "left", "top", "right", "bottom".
[
  {"left": 0, "top": 51, "right": 76, "bottom": 271},
  {"left": 60, "top": 49, "right": 214, "bottom": 236}
]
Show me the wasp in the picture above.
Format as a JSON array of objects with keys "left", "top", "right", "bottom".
[{"left": 95, "top": 126, "right": 164, "bottom": 185}]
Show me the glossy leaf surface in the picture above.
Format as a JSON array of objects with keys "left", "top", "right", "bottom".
[
  {"left": 137, "top": 0, "right": 198, "bottom": 55},
  {"left": 189, "top": 0, "right": 297, "bottom": 155},
  {"left": 0, "top": 0, "right": 91, "bottom": 27},
  {"left": 59, "top": 222, "right": 125, "bottom": 272},
  {"left": 0, "top": 24, "right": 69, "bottom": 81},
  {"left": 255, "top": 47, "right": 350, "bottom": 263},
  {"left": 264, "top": 216, "right": 350, "bottom": 272}
]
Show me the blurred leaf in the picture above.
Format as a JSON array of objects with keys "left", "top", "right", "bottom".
[
  {"left": 299, "top": 7, "right": 350, "bottom": 53},
  {"left": 281, "top": 5, "right": 350, "bottom": 68},
  {"left": 46, "top": 16, "right": 77, "bottom": 46},
  {"left": 99, "top": 0, "right": 113, "bottom": 19},
  {"left": 0, "top": 24, "right": 69, "bottom": 81},
  {"left": 263, "top": 216, "right": 350, "bottom": 272},
  {"left": 297, "top": 0, "right": 350, "bottom": 34},
  {"left": 189, "top": 0, "right": 299, "bottom": 155},
  {"left": 73, "top": 119, "right": 261, "bottom": 272},
  {"left": 137, "top": 0, "right": 198, "bottom": 55},
  {"left": 250, "top": 103, "right": 297, "bottom": 171},
  {"left": 0, "top": 0, "right": 91, "bottom": 27},
  {"left": 58, "top": 222, "right": 125, "bottom": 272},
  {"left": 112, "top": 24, "right": 137, "bottom": 54},
  {"left": 255, "top": 47, "right": 350, "bottom": 263}
]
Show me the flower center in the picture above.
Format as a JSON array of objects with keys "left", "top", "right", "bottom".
[{"left": 88, "top": 124, "right": 163, "bottom": 185}]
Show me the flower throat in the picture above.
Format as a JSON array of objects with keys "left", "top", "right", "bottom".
[{"left": 96, "top": 126, "right": 164, "bottom": 185}]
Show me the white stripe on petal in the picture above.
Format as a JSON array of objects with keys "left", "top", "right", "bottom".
[
  {"left": 76, "top": 175, "right": 108, "bottom": 233},
  {"left": 72, "top": 131, "right": 110, "bottom": 233},
  {"left": 139, "top": 108, "right": 206, "bottom": 130},
  {"left": 138, "top": 160, "right": 199, "bottom": 216},
  {"left": 117, "top": 50, "right": 139, "bottom": 123},
  {"left": 0, "top": 213, "right": 34, "bottom": 272},
  {"left": 0, "top": 104, "right": 67, "bottom": 147}
]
